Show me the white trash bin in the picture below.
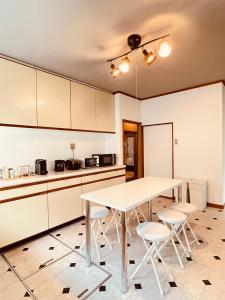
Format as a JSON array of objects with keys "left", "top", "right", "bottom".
[{"left": 188, "top": 179, "right": 207, "bottom": 210}]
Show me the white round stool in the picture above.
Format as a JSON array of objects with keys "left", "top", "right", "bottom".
[
  {"left": 157, "top": 209, "right": 190, "bottom": 268},
  {"left": 81, "top": 206, "right": 112, "bottom": 260},
  {"left": 131, "top": 222, "right": 172, "bottom": 296},
  {"left": 172, "top": 202, "right": 200, "bottom": 252}
]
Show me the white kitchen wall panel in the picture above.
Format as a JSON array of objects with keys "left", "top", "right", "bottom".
[{"left": 0, "top": 58, "right": 37, "bottom": 126}]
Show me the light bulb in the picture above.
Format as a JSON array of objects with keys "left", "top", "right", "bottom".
[
  {"left": 119, "top": 56, "right": 130, "bottom": 73},
  {"left": 110, "top": 64, "right": 120, "bottom": 78},
  {"left": 158, "top": 40, "right": 172, "bottom": 57},
  {"left": 143, "top": 49, "right": 157, "bottom": 65}
]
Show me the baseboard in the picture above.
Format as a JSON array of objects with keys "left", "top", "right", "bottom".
[
  {"left": 159, "top": 195, "right": 175, "bottom": 200},
  {"left": 0, "top": 216, "right": 85, "bottom": 254},
  {"left": 207, "top": 202, "right": 224, "bottom": 209}
]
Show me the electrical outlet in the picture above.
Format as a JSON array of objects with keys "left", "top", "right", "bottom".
[
  {"left": 174, "top": 139, "right": 178, "bottom": 145},
  {"left": 70, "top": 143, "right": 75, "bottom": 150}
]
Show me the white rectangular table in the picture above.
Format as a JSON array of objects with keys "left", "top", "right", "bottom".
[{"left": 81, "top": 176, "right": 183, "bottom": 293}]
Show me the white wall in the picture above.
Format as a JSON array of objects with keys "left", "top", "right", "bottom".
[
  {"left": 141, "top": 83, "right": 223, "bottom": 205},
  {"left": 0, "top": 126, "right": 110, "bottom": 172},
  {"left": 105, "top": 93, "right": 141, "bottom": 164},
  {"left": 222, "top": 84, "right": 225, "bottom": 202}
]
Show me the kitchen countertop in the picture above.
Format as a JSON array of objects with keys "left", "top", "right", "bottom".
[{"left": 0, "top": 165, "right": 126, "bottom": 190}]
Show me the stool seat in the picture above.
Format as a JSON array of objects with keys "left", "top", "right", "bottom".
[
  {"left": 172, "top": 202, "right": 197, "bottom": 214},
  {"left": 158, "top": 209, "right": 186, "bottom": 225},
  {"left": 84, "top": 206, "right": 109, "bottom": 219},
  {"left": 137, "top": 222, "right": 170, "bottom": 242}
]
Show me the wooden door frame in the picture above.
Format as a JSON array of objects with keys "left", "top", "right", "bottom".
[
  {"left": 142, "top": 122, "right": 174, "bottom": 198},
  {"left": 122, "top": 119, "right": 143, "bottom": 179}
]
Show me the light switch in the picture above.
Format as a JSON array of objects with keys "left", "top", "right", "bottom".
[{"left": 174, "top": 138, "right": 178, "bottom": 145}]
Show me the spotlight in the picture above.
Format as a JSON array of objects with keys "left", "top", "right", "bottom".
[
  {"left": 142, "top": 49, "right": 157, "bottom": 65},
  {"left": 119, "top": 56, "right": 130, "bottom": 73},
  {"left": 158, "top": 40, "right": 172, "bottom": 57},
  {"left": 110, "top": 64, "right": 120, "bottom": 78}
]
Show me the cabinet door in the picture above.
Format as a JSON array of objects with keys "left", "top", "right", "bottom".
[
  {"left": 95, "top": 90, "right": 115, "bottom": 132},
  {"left": 71, "top": 82, "right": 96, "bottom": 130},
  {"left": 82, "top": 181, "right": 107, "bottom": 208},
  {"left": 0, "top": 195, "right": 48, "bottom": 248},
  {"left": 48, "top": 186, "right": 83, "bottom": 228},
  {"left": 0, "top": 58, "right": 37, "bottom": 126},
  {"left": 37, "top": 71, "right": 70, "bottom": 128}
]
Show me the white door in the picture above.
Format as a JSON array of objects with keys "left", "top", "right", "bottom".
[{"left": 144, "top": 124, "right": 173, "bottom": 197}]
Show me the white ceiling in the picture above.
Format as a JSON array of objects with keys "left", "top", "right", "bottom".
[{"left": 0, "top": 0, "right": 225, "bottom": 98}]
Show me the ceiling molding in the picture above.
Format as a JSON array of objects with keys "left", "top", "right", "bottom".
[
  {"left": 113, "top": 91, "right": 142, "bottom": 100},
  {"left": 114, "top": 80, "right": 225, "bottom": 101},
  {"left": 141, "top": 80, "right": 225, "bottom": 100}
]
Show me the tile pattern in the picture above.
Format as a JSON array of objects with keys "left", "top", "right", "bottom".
[{"left": 0, "top": 197, "right": 225, "bottom": 299}]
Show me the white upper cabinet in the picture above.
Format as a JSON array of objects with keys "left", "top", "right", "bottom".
[
  {"left": 37, "top": 71, "right": 70, "bottom": 128},
  {"left": 0, "top": 58, "right": 37, "bottom": 126},
  {"left": 95, "top": 90, "right": 115, "bottom": 132},
  {"left": 71, "top": 82, "right": 96, "bottom": 131}
]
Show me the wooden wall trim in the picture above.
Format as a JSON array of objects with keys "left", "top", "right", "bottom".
[
  {"left": 114, "top": 80, "right": 225, "bottom": 100},
  {"left": 0, "top": 174, "right": 126, "bottom": 203},
  {"left": 0, "top": 191, "right": 48, "bottom": 204},
  {"left": 0, "top": 123, "right": 115, "bottom": 134},
  {"left": 207, "top": 202, "right": 224, "bottom": 209},
  {"left": 0, "top": 167, "right": 125, "bottom": 191},
  {"left": 82, "top": 174, "right": 125, "bottom": 186}
]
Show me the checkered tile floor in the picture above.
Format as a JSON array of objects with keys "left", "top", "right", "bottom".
[{"left": 0, "top": 197, "right": 225, "bottom": 299}]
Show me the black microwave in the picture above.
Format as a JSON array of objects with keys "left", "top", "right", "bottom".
[{"left": 92, "top": 154, "right": 116, "bottom": 167}]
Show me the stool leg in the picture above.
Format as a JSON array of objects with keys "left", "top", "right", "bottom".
[
  {"left": 92, "top": 221, "right": 100, "bottom": 260},
  {"left": 182, "top": 224, "right": 191, "bottom": 253},
  {"left": 171, "top": 236, "right": 184, "bottom": 269},
  {"left": 98, "top": 219, "right": 112, "bottom": 250},
  {"left": 134, "top": 208, "right": 140, "bottom": 224},
  {"left": 186, "top": 220, "right": 200, "bottom": 246},
  {"left": 138, "top": 206, "right": 147, "bottom": 221},
  {"left": 150, "top": 244, "right": 164, "bottom": 296},
  {"left": 114, "top": 210, "right": 121, "bottom": 243},
  {"left": 173, "top": 226, "right": 190, "bottom": 258},
  {"left": 131, "top": 244, "right": 154, "bottom": 279}
]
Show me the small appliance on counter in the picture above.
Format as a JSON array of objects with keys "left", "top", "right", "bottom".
[
  {"left": 35, "top": 159, "right": 48, "bottom": 175},
  {"left": 80, "top": 157, "right": 97, "bottom": 169},
  {"left": 92, "top": 154, "right": 116, "bottom": 167},
  {"left": 54, "top": 160, "right": 65, "bottom": 172},
  {"left": 65, "top": 159, "right": 81, "bottom": 170}
]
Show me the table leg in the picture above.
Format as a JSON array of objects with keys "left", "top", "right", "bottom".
[
  {"left": 121, "top": 211, "right": 128, "bottom": 293},
  {"left": 177, "top": 185, "right": 182, "bottom": 202},
  {"left": 147, "top": 201, "right": 152, "bottom": 221},
  {"left": 86, "top": 200, "right": 91, "bottom": 267}
]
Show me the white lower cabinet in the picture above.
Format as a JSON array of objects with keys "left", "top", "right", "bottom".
[
  {"left": 0, "top": 194, "right": 48, "bottom": 248},
  {"left": 48, "top": 186, "right": 83, "bottom": 228}
]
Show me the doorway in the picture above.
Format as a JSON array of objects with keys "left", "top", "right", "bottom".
[
  {"left": 123, "top": 120, "right": 143, "bottom": 181},
  {"left": 143, "top": 122, "right": 174, "bottom": 197}
]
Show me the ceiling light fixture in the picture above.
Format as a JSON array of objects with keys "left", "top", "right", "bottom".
[
  {"left": 107, "top": 33, "right": 171, "bottom": 77},
  {"left": 110, "top": 63, "right": 120, "bottom": 78},
  {"left": 142, "top": 49, "right": 157, "bottom": 65},
  {"left": 158, "top": 39, "right": 172, "bottom": 57},
  {"left": 119, "top": 56, "right": 130, "bottom": 73}
]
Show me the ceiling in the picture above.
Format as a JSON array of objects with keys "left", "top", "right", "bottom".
[{"left": 0, "top": 0, "right": 225, "bottom": 98}]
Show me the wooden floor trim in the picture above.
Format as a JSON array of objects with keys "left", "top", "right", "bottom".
[{"left": 207, "top": 202, "right": 224, "bottom": 209}]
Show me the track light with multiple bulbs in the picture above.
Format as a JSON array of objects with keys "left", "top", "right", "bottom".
[{"left": 107, "top": 33, "right": 172, "bottom": 78}]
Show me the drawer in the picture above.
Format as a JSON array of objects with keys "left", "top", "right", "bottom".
[
  {"left": 0, "top": 183, "right": 48, "bottom": 201},
  {"left": 48, "top": 177, "right": 81, "bottom": 190},
  {"left": 82, "top": 169, "right": 125, "bottom": 184}
]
